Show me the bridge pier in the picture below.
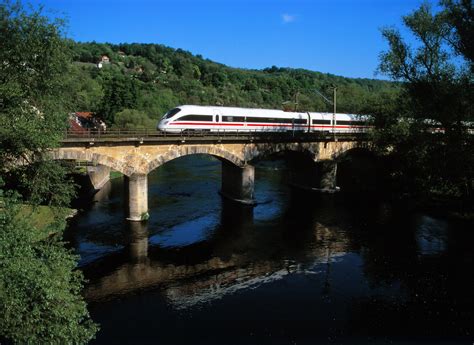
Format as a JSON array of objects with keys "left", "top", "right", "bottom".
[
  {"left": 125, "top": 173, "right": 149, "bottom": 221},
  {"left": 220, "top": 161, "right": 256, "bottom": 205},
  {"left": 290, "top": 160, "right": 338, "bottom": 193},
  {"left": 86, "top": 164, "right": 110, "bottom": 190},
  {"left": 317, "top": 160, "right": 338, "bottom": 191}
]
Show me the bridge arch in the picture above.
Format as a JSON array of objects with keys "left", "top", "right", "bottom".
[
  {"left": 146, "top": 145, "right": 245, "bottom": 173},
  {"left": 333, "top": 146, "right": 374, "bottom": 162},
  {"left": 50, "top": 149, "right": 131, "bottom": 176},
  {"left": 242, "top": 142, "right": 320, "bottom": 163},
  {"left": 335, "top": 146, "right": 381, "bottom": 193}
]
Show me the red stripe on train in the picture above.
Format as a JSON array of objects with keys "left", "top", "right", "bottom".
[
  {"left": 170, "top": 122, "right": 370, "bottom": 129},
  {"left": 171, "top": 122, "right": 242, "bottom": 126}
]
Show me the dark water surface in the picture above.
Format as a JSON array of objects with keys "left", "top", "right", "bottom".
[{"left": 66, "top": 155, "right": 474, "bottom": 345}]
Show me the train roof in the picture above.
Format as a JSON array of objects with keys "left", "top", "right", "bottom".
[
  {"left": 174, "top": 105, "right": 365, "bottom": 119},
  {"left": 177, "top": 104, "right": 288, "bottom": 114}
]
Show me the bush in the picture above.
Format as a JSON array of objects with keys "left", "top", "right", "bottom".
[
  {"left": 0, "top": 191, "right": 98, "bottom": 343},
  {"left": 114, "top": 108, "right": 156, "bottom": 129}
]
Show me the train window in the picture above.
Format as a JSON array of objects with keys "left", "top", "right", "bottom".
[
  {"left": 274, "top": 118, "right": 292, "bottom": 124},
  {"left": 163, "top": 108, "right": 181, "bottom": 119},
  {"left": 179, "top": 115, "right": 213, "bottom": 121},
  {"left": 336, "top": 120, "right": 367, "bottom": 125},
  {"left": 223, "top": 116, "right": 245, "bottom": 122},
  {"left": 246, "top": 117, "right": 261, "bottom": 123},
  {"left": 312, "top": 119, "right": 331, "bottom": 125},
  {"left": 246, "top": 117, "right": 292, "bottom": 124},
  {"left": 294, "top": 119, "right": 307, "bottom": 124}
]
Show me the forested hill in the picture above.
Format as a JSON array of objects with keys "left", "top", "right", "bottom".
[{"left": 68, "top": 41, "right": 399, "bottom": 128}]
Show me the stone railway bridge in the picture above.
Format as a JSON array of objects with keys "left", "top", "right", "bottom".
[{"left": 54, "top": 130, "right": 368, "bottom": 221}]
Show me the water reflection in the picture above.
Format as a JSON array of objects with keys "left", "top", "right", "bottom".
[
  {"left": 127, "top": 222, "right": 148, "bottom": 263},
  {"left": 65, "top": 156, "right": 473, "bottom": 343},
  {"left": 83, "top": 200, "right": 352, "bottom": 310},
  {"left": 415, "top": 215, "right": 448, "bottom": 255}
]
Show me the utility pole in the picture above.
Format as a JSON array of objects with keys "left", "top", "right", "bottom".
[
  {"left": 294, "top": 91, "right": 299, "bottom": 112},
  {"left": 313, "top": 86, "right": 337, "bottom": 136},
  {"left": 332, "top": 87, "right": 337, "bottom": 134}
]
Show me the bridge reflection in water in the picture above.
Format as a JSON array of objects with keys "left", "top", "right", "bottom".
[
  {"left": 71, "top": 156, "right": 474, "bottom": 343},
  {"left": 82, "top": 200, "right": 350, "bottom": 308}
]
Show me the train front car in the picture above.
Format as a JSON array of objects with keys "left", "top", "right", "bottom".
[
  {"left": 158, "top": 105, "right": 219, "bottom": 133},
  {"left": 157, "top": 107, "right": 185, "bottom": 133}
]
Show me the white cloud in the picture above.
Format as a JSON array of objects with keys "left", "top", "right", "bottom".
[{"left": 282, "top": 14, "right": 297, "bottom": 24}]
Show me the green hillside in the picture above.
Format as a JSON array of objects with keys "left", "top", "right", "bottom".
[{"left": 67, "top": 41, "right": 400, "bottom": 128}]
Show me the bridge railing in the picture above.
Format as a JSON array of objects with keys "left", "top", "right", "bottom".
[
  {"left": 65, "top": 128, "right": 163, "bottom": 139},
  {"left": 63, "top": 128, "right": 369, "bottom": 141}
]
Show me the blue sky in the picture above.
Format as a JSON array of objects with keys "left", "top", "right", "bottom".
[{"left": 34, "top": 0, "right": 431, "bottom": 79}]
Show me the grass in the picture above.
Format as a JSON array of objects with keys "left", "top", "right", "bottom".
[{"left": 16, "top": 205, "right": 76, "bottom": 240}]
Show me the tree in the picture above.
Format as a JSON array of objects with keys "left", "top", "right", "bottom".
[
  {"left": 0, "top": 191, "right": 98, "bottom": 344},
  {"left": 65, "top": 64, "right": 104, "bottom": 112},
  {"left": 0, "top": 1, "right": 98, "bottom": 342},
  {"left": 1, "top": 1, "right": 68, "bottom": 165},
  {"left": 377, "top": 1, "right": 473, "bottom": 203},
  {"left": 114, "top": 108, "right": 155, "bottom": 129},
  {"left": 442, "top": 0, "right": 474, "bottom": 69},
  {"left": 98, "top": 72, "right": 138, "bottom": 124}
]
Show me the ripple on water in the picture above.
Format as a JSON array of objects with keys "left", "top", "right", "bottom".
[
  {"left": 149, "top": 213, "right": 219, "bottom": 248},
  {"left": 415, "top": 215, "right": 448, "bottom": 255},
  {"left": 78, "top": 241, "right": 124, "bottom": 266}
]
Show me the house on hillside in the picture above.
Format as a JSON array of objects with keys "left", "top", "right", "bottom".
[
  {"left": 100, "top": 55, "right": 110, "bottom": 63},
  {"left": 97, "top": 55, "right": 110, "bottom": 68},
  {"left": 69, "top": 112, "right": 106, "bottom": 133}
]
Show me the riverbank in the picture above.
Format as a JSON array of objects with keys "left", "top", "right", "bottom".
[{"left": 17, "top": 205, "right": 76, "bottom": 240}]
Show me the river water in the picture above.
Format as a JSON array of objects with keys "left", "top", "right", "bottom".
[{"left": 65, "top": 155, "right": 473, "bottom": 344}]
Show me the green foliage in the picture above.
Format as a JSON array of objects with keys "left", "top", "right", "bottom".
[
  {"left": 0, "top": 192, "right": 98, "bottom": 344},
  {"left": 67, "top": 41, "right": 400, "bottom": 129},
  {"left": 16, "top": 161, "right": 77, "bottom": 206},
  {"left": 98, "top": 72, "right": 138, "bottom": 123},
  {"left": 114, "top": 108, "right": 155, "bottom": 129},
  {"left": 65, "top": 63, "right": 104, "bottom": 112},
  {"left": 16, "top": 204, "right": 75, "bottom": 239},
  {"left": 0, "top": 0, "right": 78, "bottom": 206},
  {"left": 137, "top": 88, "right": 180, "bottom": 119},
  {"left": 442, "top": 0, "right": 474, "bottom": 69},
  {"left": 376, "top": 1, "right": 473, "bottom": 204},
  {"left": 70, "top": 41, "right": 114, "bottom": 63},
  {"left": 0, "top": 2, "right": 98, "bottom": 342},
  {"left": 0, "top": 0, "right": 70, "bottom": 163}
]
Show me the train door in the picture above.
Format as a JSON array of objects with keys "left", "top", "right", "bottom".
[{"left": 213, "top": 109, "right": 222, "bottom": 133}]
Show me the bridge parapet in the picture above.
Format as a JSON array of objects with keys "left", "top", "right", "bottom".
[{"left": 62, "top": 128, "right": 367, "bottom": 144}]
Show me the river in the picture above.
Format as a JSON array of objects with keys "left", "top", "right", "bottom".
[{"left": 65, "top": 155, "right": 473, "bottom": 344}]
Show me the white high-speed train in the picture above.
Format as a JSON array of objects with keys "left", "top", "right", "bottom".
[{"left": 157, "top": 105, "right": 369, "bottom": 133}]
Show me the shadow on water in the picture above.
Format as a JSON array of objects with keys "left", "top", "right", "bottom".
[{"left": 64, "top": 155, "right": 473, "bottom": 344}]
